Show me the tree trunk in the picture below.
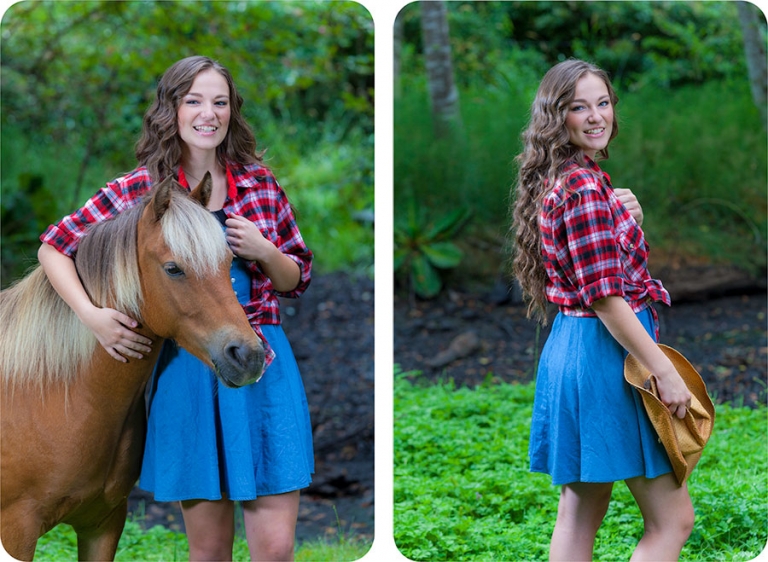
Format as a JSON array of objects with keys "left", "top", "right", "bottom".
[
  {"left": 394, "top": 9, "right": 404, "bottom": 99},
  {"left": 736, "top": 1, "right": 767, "bottom": 126},
  {"left": 419, "top": 0, "right": 462, "bottom": 137}
]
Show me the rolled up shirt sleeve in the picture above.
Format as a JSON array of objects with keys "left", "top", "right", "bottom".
[
  {"left": 563, "top": 188, "right": 626, "bottom": 308},
  {"left": 40, "top": 170, "right": 152, "bottom": 255},
  {"left": 273, "top": 184, "right": 313, "bottom": 298}
]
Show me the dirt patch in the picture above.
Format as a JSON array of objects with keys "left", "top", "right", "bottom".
[{"left": 394, "top": 274, "right": 767, "bottom": 409}]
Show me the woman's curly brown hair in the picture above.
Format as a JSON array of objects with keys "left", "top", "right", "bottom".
[
  {"left": 135, "top": 55, "right": 264, "bottom": 181},
  {"left": 509, "top": 59, "right": 619, "bottom": 323}
]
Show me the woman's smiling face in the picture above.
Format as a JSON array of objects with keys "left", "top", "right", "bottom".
[
  {"left": 565, "top": 72, "right": 614, "bottom": 159},
  {"left": 176, "top": 68, "right": 231, "bottom": 155}
]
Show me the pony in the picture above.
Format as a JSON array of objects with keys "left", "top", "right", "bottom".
[{"left": 0, "top": 174, "right": 265, "bottom": 560}]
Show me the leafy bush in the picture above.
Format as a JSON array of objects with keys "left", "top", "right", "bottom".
[
  {"left": 395, "top": 75, "right": 767, "bottom": 277},
  {"left": 394, "top": 368, "right": 768, "bottom": 560},
  {"left": 394, "top": 202, "right": 471, "bottom": 299},
  {"left": 268, "top": 122, "right": 374, "bottom": 276},
  {"left": 603, "top": 79, "right": 768, "bottom": 273}
]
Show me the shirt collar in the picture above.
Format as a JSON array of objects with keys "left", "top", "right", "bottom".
[
  {"left": 177, "top": 163, "right": 238, "bottom": 201},
  {"left": 565, "top": 154, "right": 612, "bottom": 187}
]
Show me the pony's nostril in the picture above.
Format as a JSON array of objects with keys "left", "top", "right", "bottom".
[
  {"left": 226, "top": 343, "right": 248, "bottom": 369},
  {"left": 225, "top": 342, "right": 264, "bottom": 374}
]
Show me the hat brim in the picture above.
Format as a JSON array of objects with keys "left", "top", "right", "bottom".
[{"left": 624, "top": 344, "right": 715, "bottom": 486}]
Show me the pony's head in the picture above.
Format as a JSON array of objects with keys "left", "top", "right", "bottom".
[{"left": 75, "top": 174, "right": 265, "bottom": 387}]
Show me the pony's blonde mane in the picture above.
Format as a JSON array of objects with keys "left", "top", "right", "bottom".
[
  {"left": 0, "top": 189, "right": 228, "bottom": 388},
  {"left": 160, "top": 194, "right": 230, "bottom": 279}
]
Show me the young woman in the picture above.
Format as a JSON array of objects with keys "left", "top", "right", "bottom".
[
  {"left": 511, "top": 59, "right": 695, "bottom": 561},
  {"left": 38, "top": 55, "right": 313, "bottom": 561}
]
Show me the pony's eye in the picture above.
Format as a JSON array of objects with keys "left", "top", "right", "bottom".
[{"left": 163, "top": 263, "right": 185, "bottom": 278}]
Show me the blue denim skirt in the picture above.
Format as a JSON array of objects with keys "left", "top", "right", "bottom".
[
  {"left": 529, "top": 307, "right": 673, "bottom": 485},
  {"left": 139, "top": 255, "right": 314, "bottom": 501}
]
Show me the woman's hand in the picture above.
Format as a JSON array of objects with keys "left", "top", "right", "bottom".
[
  {"left": 80, "top": 305, "right": 153, "bottom": 363},
  {"left": 224, "top": 214, "right": 274, "bottom": 262},
  {"left": 38, "top": 242, "right": 152, "bottom": 363},
  {"left": 615, "top": 188, "right": 644, "bottom": 226},
  {"left": 224, "top": 214, "right": 301, "bottom": 292},
  {"left": 652, "top": 365, "right": 693, "bottom": 419}
]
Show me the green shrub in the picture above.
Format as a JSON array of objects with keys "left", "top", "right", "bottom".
[
  {"left": 394, "top": 201, "right": 471, "bottom": 299},
  {"left": 394, "top": 77, "right": 767, "bottom": 276}
]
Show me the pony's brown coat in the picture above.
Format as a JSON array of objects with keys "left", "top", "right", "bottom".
[{"left": 1, "top": 176, "right": 264, "bottom": 560}]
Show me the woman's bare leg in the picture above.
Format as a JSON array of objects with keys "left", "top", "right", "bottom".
[
  {"left": 625, "top": 474, "right": 694, "bottom": 561},
  {"left": 550, "top": 482, "right": 614, "bottom": 561},
  {"left": 180, "top": 498, "right": 235, "bottom": 561},
  {"left": 242, "top": 491, "right": 301, "bottom": 561}
]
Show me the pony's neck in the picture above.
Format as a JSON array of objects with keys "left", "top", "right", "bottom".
[{"left": 82, "top": 331, "right": 164, "bottom": 406}]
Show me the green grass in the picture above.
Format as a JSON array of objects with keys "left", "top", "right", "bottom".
[
  {"left": 394, "top": 77, "right": 767, "bottom": 273},
  {"left": 33, "top": 518, "right": 372, "bottom": 561},
  {"left": 393, "top": 368, "right": 768, "bottom": 561}
]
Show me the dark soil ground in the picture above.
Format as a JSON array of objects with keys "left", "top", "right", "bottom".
[{"left": 393, "top": 269, "right": 768, "bottom": 409}]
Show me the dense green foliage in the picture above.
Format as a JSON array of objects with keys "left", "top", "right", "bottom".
[
  {"left": 1, "top": 0, "right": 374, "bottom": 284},
  {"left": 34, "top": 518, "right": 371, "bottom": 561},
  {"left": 397, "top": 1, "right": 749, "bottom": 91},
  {"left": 395, "top": 1, "right": 767, "bottom": 292},
  {"left": 393, "top": 369, "right": 768, "bottom": 561}
]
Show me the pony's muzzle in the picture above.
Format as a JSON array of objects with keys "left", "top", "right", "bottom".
[{"left": 212, "top": 338, "right": 265, "bottom": 388}]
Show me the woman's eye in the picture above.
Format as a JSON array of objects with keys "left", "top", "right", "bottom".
[
  {"left": 164, "top": 263, "right": 185, "bottom": 278},
  {"left": 571, "top": 105, "right": 584, "bottom": 112}
]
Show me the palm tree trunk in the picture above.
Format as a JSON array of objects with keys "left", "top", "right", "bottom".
[{"left": 420, "top": 1, "right": 462, "bottom": 138}]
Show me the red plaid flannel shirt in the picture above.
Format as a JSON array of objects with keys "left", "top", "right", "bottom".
[
  {"left": 540, "top": 157, "right": 670, "bottom": 324},
  {"left": 41, "top": 162, "right": 313, "bottom": 366}
]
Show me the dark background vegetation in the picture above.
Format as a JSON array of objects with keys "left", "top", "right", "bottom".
[
  {"left": 394, "top": 0, "right": 767, "bottom": 300},
  {"left": 1, "top": 0, "right": 374, "bottom": 283}
]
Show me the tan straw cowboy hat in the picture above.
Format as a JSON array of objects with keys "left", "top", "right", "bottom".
[{"left": 624, "top": 344, "right": 715, "bottom": 486}]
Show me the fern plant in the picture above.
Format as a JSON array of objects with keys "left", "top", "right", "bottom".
[{"left": 394, "top": 199, "right": 471, "bottom": 299}]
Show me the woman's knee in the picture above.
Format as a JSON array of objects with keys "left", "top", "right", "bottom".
[
  {"left": 242, "top": 493, "right": 299, "bottom": 561},
  {"left": 185, "top": 528, "right": 235, "bottom": 561},
  {"left": 180, "top": 499, "right": 235, "bottom": 560},
  {"left": 256, "top": 530, "right": 295, "bottom": 561},
  {"left": 662, "top": 496, "right": 695, "bottom": 541},
  {"left": 557, "top": 482, "right": 614, "bottom": 533},
  {"left": 628, "top": 475, "right": 695, "bottom": 542}
]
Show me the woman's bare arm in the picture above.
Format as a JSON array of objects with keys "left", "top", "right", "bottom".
[
  {"left": 38, "top": 242, "right": 152, "bottom": 362},
  {"left": 592, "top": 295, "right": 691, "bottom": 418}
]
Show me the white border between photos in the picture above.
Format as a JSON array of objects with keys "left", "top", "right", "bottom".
[{"left": 364, "top": 0, "right": 403, "bottom": 559}]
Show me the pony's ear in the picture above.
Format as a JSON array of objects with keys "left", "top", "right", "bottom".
[
  {"left": 151, "top": 176, "right": 175, "bottom": 222},
  {"left": 189, "top": 172, "right": 212, "bottom": 208}
]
